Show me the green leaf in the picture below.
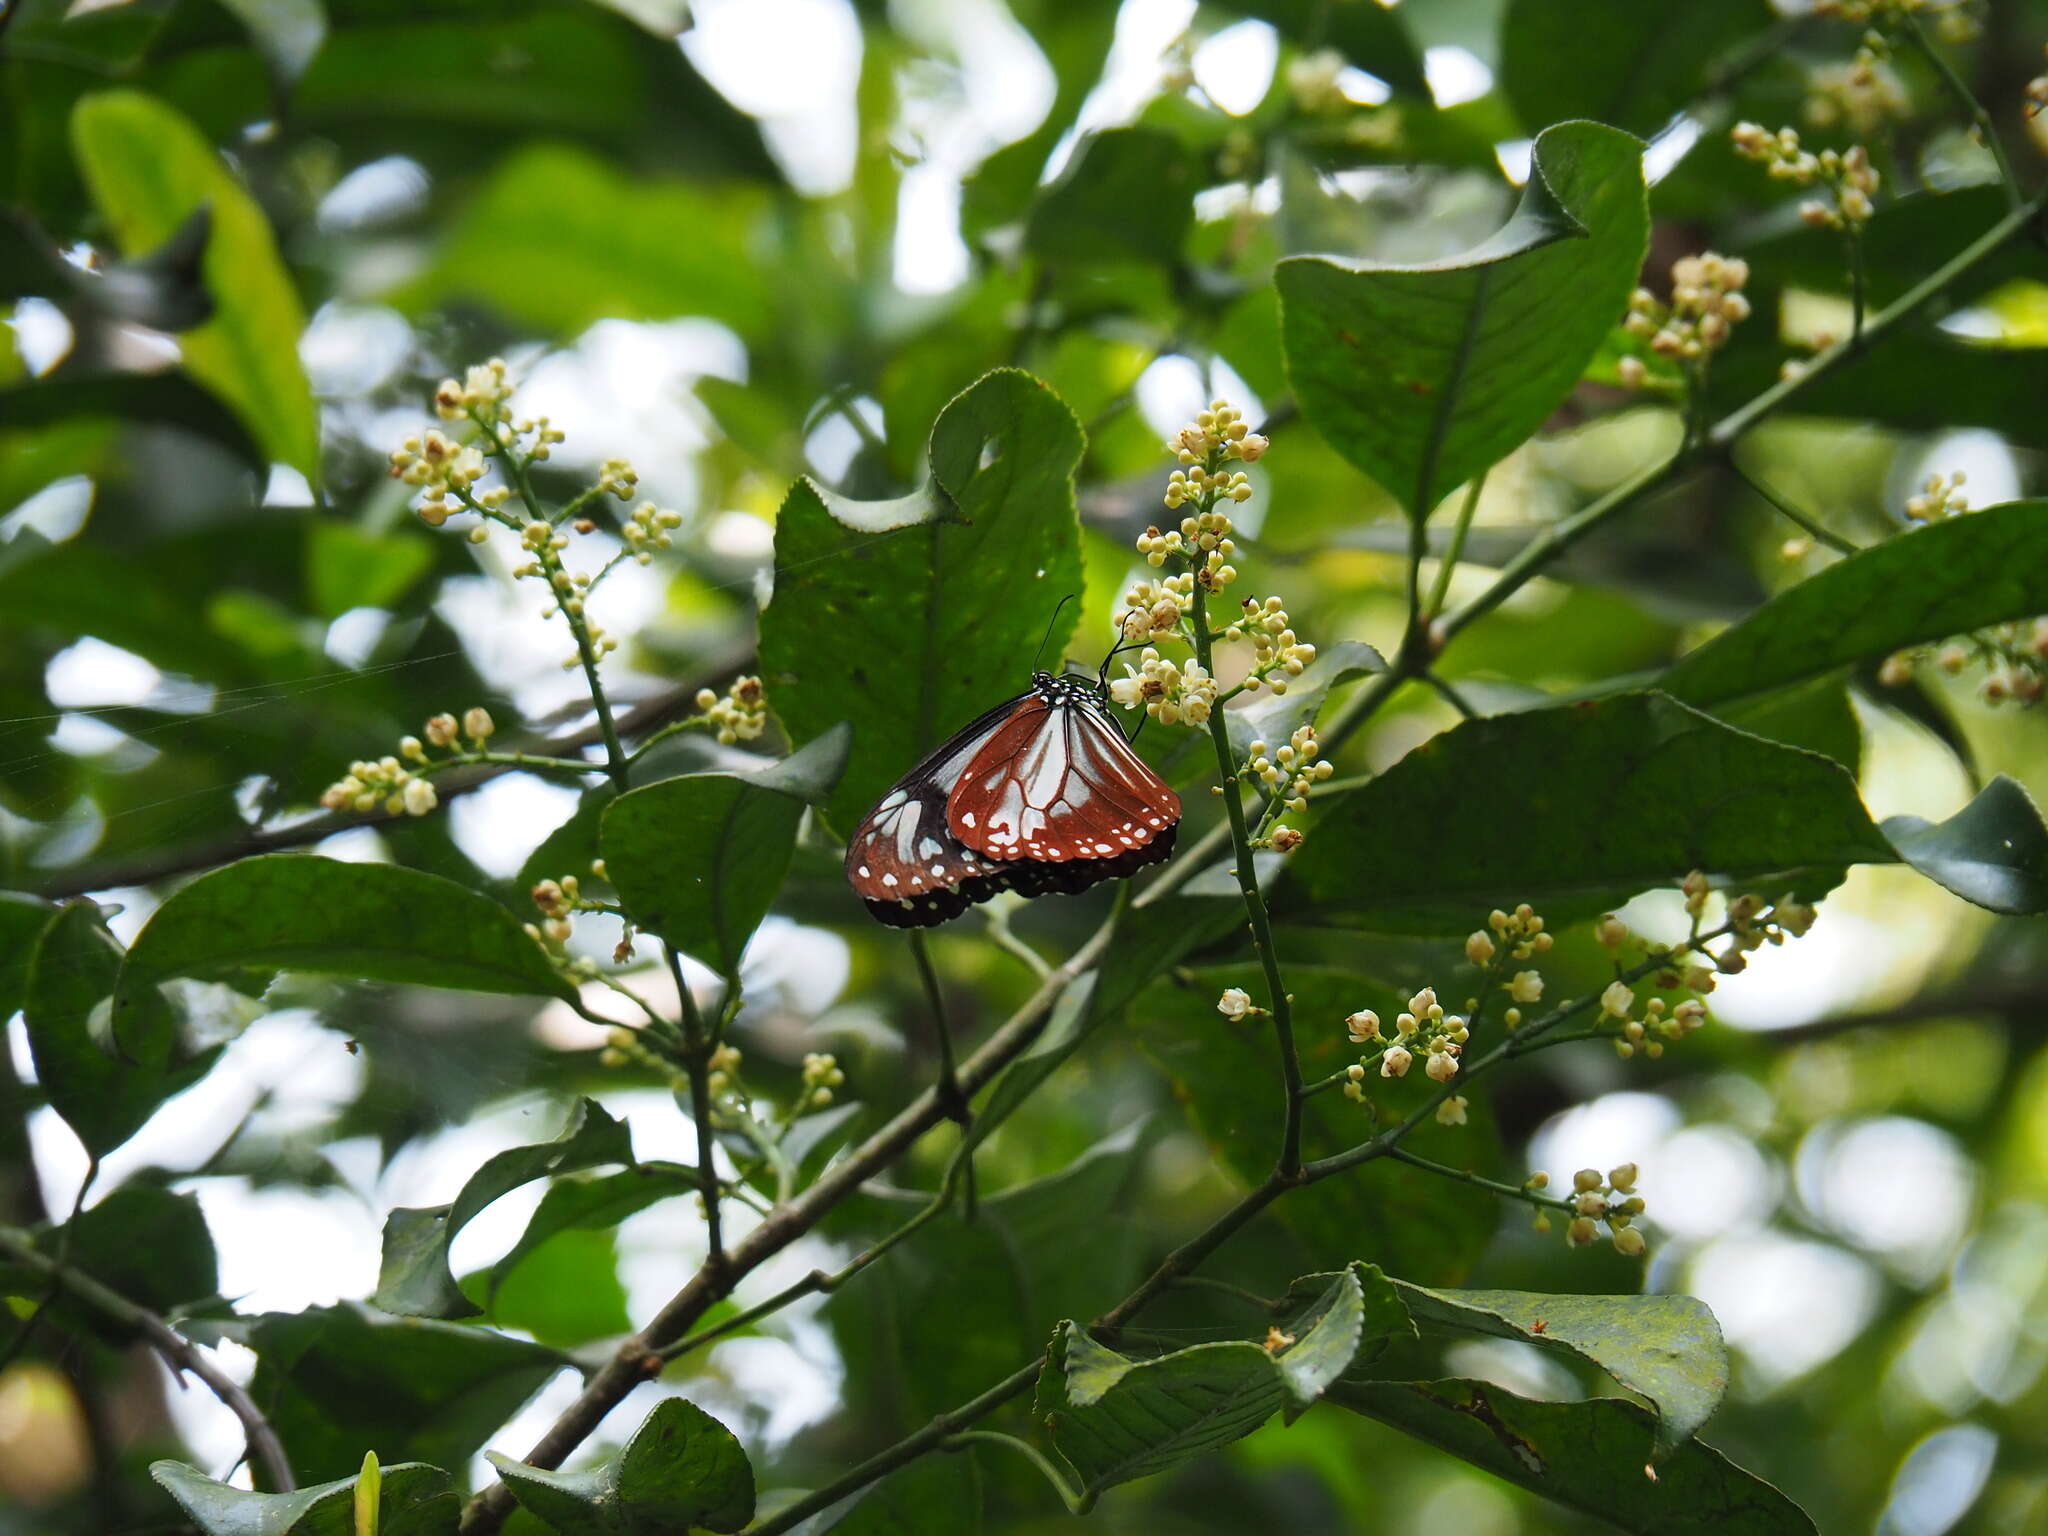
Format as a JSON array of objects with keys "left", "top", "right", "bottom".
[
  {"left": 1883, "top": 775, "right": 2048, "bottom": 915},
  {"left": 485, "top": 1396, "right": 754, "bottom": 1535},
  {"left": 215, "top": 0, "right": 329, "bottom": 84},
  {"left": 486, "top": 1162, "right": 698, "bottom": 1306},
  {"left": 151, "top": 1458, "right": 459, "bottom": 1536},
  {"left": 1498, "top": 0, "right": 1775, "bottom": 135},
  {"left": 1036, "top": 1277, "right": 1375, "bottom": 1512},
  {"left": 397, "top": 143, "right": 772, "bottom": 341},
  {"left": 1286, "top": 692, "right": 1894, "bottom": 932},
  {"left": 25, "top": 905, "right": 191, "bottom": 1156},
  {"left": 1277, "top": 121, "right": 1648, "bottom": 518},
  {"left": 1329, "top": 1379, "right": 1816, "bottom": 1534},
  {"left": 0, "top": 371, "right": 264, "bottom": 471},
  {"left": 70, "top": 90, "right": 318, "bottom": 479},
  {"left": 249, "top": 1304, "right": 562, "bottom": 1488},
  {"left": 0, "top": 892, "right": 54, "bottom": 1024},
  {"left": 1662, "top": 503, "right": 2048, "bottom": 711},
  {"left": 1390, "top": 1283, "right": 1726, "bottom": 1458},
  {"left": 601, "top": 726, "right": 850, "bottom": 974},
  {"left": 1213, "top": 0, "right": 1429, "bottom": 99},
  {"left": 816, "top": 1453, "right": 979, "bottom": 1535},
  {"left": 1024, "top": 129, "right": 1196, "bottom": 269},
  {"left": 117, "top": 857, "right": 578, "bottom": 1033},
  {"left": 307, "top": 524, "right": 436, "bottom": 622},
  {"left": 373, "top": 1099, "right": 635, "bottom": 1319},
  {"left": 483, "top": 1226, "right": 631, "bottom": 1350},
  {"left": 759, "top": 369, "right": 1086, "bottom": 829},
  {"left": 1137, "top": 965, "right": 1502, "bottom": 1282},
  {"left": 3, "top": 1185, "right": 219, "bottom": 1337}
]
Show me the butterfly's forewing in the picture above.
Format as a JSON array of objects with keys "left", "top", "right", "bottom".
[
  {"left": 844, "top": 693, "right": 1025, "bottom": 923},
  {"left": 947, "top": 676, "right": 1181, "bottom": 863}
]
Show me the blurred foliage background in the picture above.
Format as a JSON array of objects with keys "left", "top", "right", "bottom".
[{"left": 5, "top": 0, "right": 2048, "bottom": 1532}]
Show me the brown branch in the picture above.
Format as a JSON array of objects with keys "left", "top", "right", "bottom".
[
  {"left": 458, "top": 919, "right": 1116, "bottom": 1534},
  {"left": 0, "top": 1222, "right": 294, "bottom": 1491}
]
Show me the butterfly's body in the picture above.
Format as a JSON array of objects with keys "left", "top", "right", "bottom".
[{"left": 846, "top": 670, "right": 1181, "bottom": 927}]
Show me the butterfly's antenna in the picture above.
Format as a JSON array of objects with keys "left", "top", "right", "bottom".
[
  {"left": 1032, "top": 594, "right": 1078, "bottom": 673},
  {"left": 1097, "top": 624, "right": 1148, "bottom": 688}
]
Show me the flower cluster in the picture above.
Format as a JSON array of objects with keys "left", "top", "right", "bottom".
[
  {"left": 1539, "top": 1164, "right": 1649, "bottom": 1257},
  {"left": 1904, "top": 469, "right": 1969, "bottom": 522},
  {"left": 1245, "top": 725, "right": 1333, "bottom": 815},
  {"left": 706, "top": 1043, "right": 744, "bottom": 1097},
  {"left": 694, "top": 676, "right": 769, "bottom": 744},
  {"left": 1620, "top": 253, "right": 1753, "bottom": 385},
  {"left": 1117, "top": 575, "right": 1194, "bottom": 640},
  {"left": 1285, "top": 48, "right": 1348, "bottom": 116},
  {"left": 1470, "top": 904, "right": 1555, "bottom": 1027},
  {"left": 599, "top": 1027, "right": 690, "bottom": 1089},
  {"left": 621, "top": 500, "right": 685, "bottom": 564},
  {"left": 1109, "top": 648, "right": 1217, "bottom": 726},
  {"left": 1806, "top": 45, "right": 1909, "bottom": 133},
  {"left": 1730, "top": 123, "right": 1880, "bottom": 230},
  {"left": 1222, "top": 596, "right": 1317, "bottom": 693},
  {"left": 529, "top": 871, "right": 595, "bottom": 947},
  {"left": 1879, "top": 618, "right": 2048, "bottom": 706},
  {"left": 433, "top": 358, "right": 515, "bottom": 427},
  {"left": 316, "top": 707, "right": 494, "bottom": 817},
  {"left": 597, "top": 458, "right": 638, "bottom": 500},
  {"left": 1167, "top": 399, "right": 1269, "bottom": 468},
  {"left": 389, "top": 431, "right": 488, "bottom": 525},
  {"left": 1338, "top": 987, "right": 1469, "bottom": 1100},
  {"left": 800, "top": 1051, "right": 845, "bottom": 1108}
]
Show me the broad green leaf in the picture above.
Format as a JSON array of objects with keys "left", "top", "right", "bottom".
[
  {"left": 485, "top": 1396, "right": 754, "bottom": 1535},
  {"left": 1391, "top": 1283, "right": 1726, "bottom": 1457},
  {"left": 307, "top": 524, "right": 436, "bottom": 622},
  {"left": 0, "top": 371, "right": 264, "bottom": 471},
  {"left": 827, "top": 1127, "right": 1150, "bottom": 1422},
  {"left": 150, "top": 1459, "right": 458, "bottom": 1536},
  {"left": 1286, "top": 692, "right": 1895, "bottom": 932},
  {"left": 1717, "top": 673, "right": 1860, "bottom": 776},
  {"left": 1036, "top": 1277, "right": 1374, "bottom": 1512},
  {"left": 117, "top": 857, "right": 578, "bottom": 1032},
  {"left": 1223, "top": 639, "right": 1387, "bottom": 760},
  {"left": 374, "top": 1099, "right": 634, "bottom": 1319},
  {"left": 25, "top": 904, "right": 191, "bottom": 1156},
  {"left": 1277, "top": 121, "right": 1647, "bottom": 518},
  {"left": 960, "top": 2, "right": 1120, "bottom": 239},
  {"left": 71, "top": 90, "right": 318, "bottom": 479},
  {"left": 397, "top": 143, "right": 773, "bottom": 341},
  {"left": 1136, "top": 964, "right": 1501, "bottom": 1283},
  {"left": 1330, "top": 1379, "right": 1816, "bottom": 1534},
  {"left": 1024, "top": 129, "right": 1195, "bottom": 269},
  {"left": 963, "top": 890, "right": 1242, "bottom": 1159},
  {"left": 1883, "top": 775, "right": 2048, "bottom": 916},
  {"left": 1279, "top": 1262, "right": 1419, "bottom": 1371},
  {"left": 248, "top": 1304, "right": 562, "bottom": 1488},
  {"left": 759, "top": 369, "right": 1086, "bottom": 829},
  {"left": 482, "top": 1226, "right": 630, "bottom": 1349},
  {"left": 1499, "top": 0, "right": 1775, "bottom": 135},
  {"left": 486, "top": 1162, "right": 698, "bottom": 1305},
  {"left": 1, "top": 1185, "right": 218, "bottom": 1337},
  {"left": 602, "top": 726, "right": 850, "bottom": 975},
  {"left": 1662, "top": 503, "right": 2048, "bottom": 710},
  {"left": 0, "top": 892, "right": 54, "bottom": 1023}
]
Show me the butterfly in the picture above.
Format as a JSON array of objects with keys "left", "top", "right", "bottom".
[{"left": 845, "top": 669, "right": 1182, "bottom": 927}]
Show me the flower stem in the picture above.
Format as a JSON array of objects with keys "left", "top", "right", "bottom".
[
  {"left": 1422, "top": 469, "right": 1489, "bottom": 622},
  {"left": 1382, "top": 1145, "right": 1573, "bottom": 1213},
  {"left": 1189, "top": 568, "right": 1304, "bottom": 1179}
]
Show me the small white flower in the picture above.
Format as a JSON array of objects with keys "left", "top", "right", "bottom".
[
  {"left": 1508, "top": 971, "right": 1544, "bottom": 1004},
  {"left": 1600, "top": 980, "right": 1635, "bottom": 1019},
  {"left": 1216, "top": 987, "right": 1252, "bottom": 1022},
  {"left": 401, "top": 777, "right": 438, "bottom": 817},
  {"left": 1380, "top": 1045, "right": 1412, "bottom": 1079}
]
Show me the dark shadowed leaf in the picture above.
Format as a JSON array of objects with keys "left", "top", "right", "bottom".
[
  {"left": 1883, "top": 775, "right": 2048, "bottom": 915},
  {"left": 249, "top": 1304, "right": 562, "bottom": 1488},
  {"left": 374, "top": 1099, "right": 634, "bottom": 1318},
  {"left": 0, "top": 893, "right": 54, "bottom": 1023},
  {"left": 1036, "top": 1272, "right": 1371, "bottom": 1510},
  {"left": 1499, "top": 0, "right": 1776, "bottom": 135},
  {"left": 1662, "top": 503, "right": 2048, "bottom": 710},
  {"left": 486, "top": 1396, "right": 754, "bottom": 1535},
  {"left": 759, "top": 369, "right": 1086, "bottom": 829},
  {"left": 1, "top": 1185, "right": 218, "bottom": 1340},
  {"left": 150, "top": 1458, "right": 458, "bottom": 1536},
  {"left": 0, "top": 371, "right": 264, "bottom": 471},
  {"left": 1278, "top": 122, "right": 1647, "bottom": 518},
  {"left": 1024, "top": 129, "right": 1196, "bottom": 268},
  {"left": 814, "top": 1454, "right": 979, "bottom": 1535},
  {"left": 25, "top": 904, "right": 196, "bottom": 1156},
  {"left": 117, "top": 857, "right": 578, "bottom": 1030},
  {"left": 1330, "top": 1379, "right": 1816, "bottom": 1533},
  {"left": 602, "top": 726, "right": 850, "bottom": 974},
  {"left": 1287, "top": 692, "right": 1894, "bottom": 932},
  {"left": 70, "top": 90, "right": 318, "bottom": 478},
  {"left": 1214, "top": 0, "right": 1429, "bottom": 98},
  {"left": 1391, "top": 1283, "right": 1727, "bottom": 1457}
]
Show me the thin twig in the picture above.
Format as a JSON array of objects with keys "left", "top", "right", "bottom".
[
  {"left": 0, "top": 1223, "right": 295, "bottom": 1491},
  {"left": 1726, "top": 457, "right": 1861, "bottom": 555},
  {"left": 1901, "top": 11, "right": 2022, "bottom": 211},
  {"left": 909, "top": 930, "right": 977, "bottom": 1219}
]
